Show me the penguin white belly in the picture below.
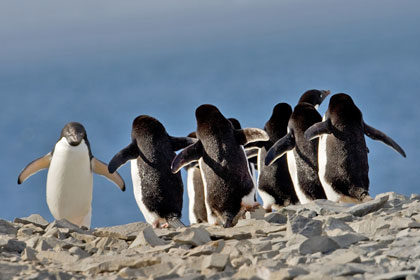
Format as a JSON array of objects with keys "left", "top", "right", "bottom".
[
  {"left": 187, "top": 167, "right": 198, "bottom": 225},
  {"left": 199, "top": 158, "right": 220, "bottom": 225},
  {"left": 240, "top": 147, "right": 257, "bottom": 207},
  {"left": 318, "top": 134, "right": 341, "bottom": 202},
  {"left": 130, "top": 159, "right": 162, "bottom": 225},
  {"left": 256, "top": 149, "right": 275, "bottom": 210},
  {"left": 287, "top": 151, "right": 310, "bottom": 204},
  {"left": 46, "top": 138, "right": 93, "bottom": 227}
]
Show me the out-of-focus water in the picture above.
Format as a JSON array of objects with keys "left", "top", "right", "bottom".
[{"left": 1, "top": 0, "right": 419, "bottom": 227}]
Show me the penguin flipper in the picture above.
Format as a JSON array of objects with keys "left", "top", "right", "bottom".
[
  {"left": 265, "top": 133, "right": 295, "bottom": 166},
  {"left": 92, "top": 158, "right": 126, "bottom": 191},
  {"left": 169, "top": 135, "right": 198, "bottom": 151},
  {"left": 235, "top": 128, "right": 269, "bottom": 146},
  {"left": 108, "top": 140, "right": 140, "bottom": 173},
  {"left": 245, "top": 149, "right": 259, "bottom": 160},
  {"left": 363, "top": 122, "right": 407, "bottom": 158},
  {"left": 171, "top": 141, "right": 203, "bottom": 174},
  {"left": 18, "top": 153, "right": 52, "bottom": 184},
  {"left": 304, "top": 120, "right": 332, "bottom": 140}
]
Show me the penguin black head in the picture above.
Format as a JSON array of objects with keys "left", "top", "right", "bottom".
[
  {"left": 131, "top": 115, "right": 166, "bottom": 139},
  {"left": 61, "top": 122, "right": 87, "bottom": 146},
  {"left": 329, "top": 93, "right": 362, "bottom": 123},
  {"left": 228, "top": 118, "right": 242, "bottom": 130},
  {"left": 265, "top": 103, "right": 293, "bottom": 140},
  {"left": 298, "top": 89, "right": 331, "bottom": 107}
]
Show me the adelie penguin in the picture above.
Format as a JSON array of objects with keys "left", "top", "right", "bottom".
[
  {"left": 265, "top": 90, "right": 330, "bottom": 204},
  {"left": 171, "top": 105, "right": 269, "bottom": 228},
  {"left": 17, "top": 122, "right": 125, "bottom": 228},
  {"left": 304, "top": 93, "right": 406, "bottom": 203},
  {"left": 184, "top": 132, "right": 208, "bottom": 225},
  {"left": 108, "top": 115, "right": 196, "bottom": 228},
  {"left": 248, "top": 103, "right": 299, "bottom": 211}
]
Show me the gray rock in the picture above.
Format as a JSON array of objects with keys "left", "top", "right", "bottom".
[
  {"left": 129, "top": 227, "right": 167, "bottom": 248},
  {"left": 69, "top": 246, "right": 90, "bottom": 259},
  {"left": 0, "top": 262, "right": 29, "bottom": 279},
  {"left": 390, "top": 216, "right": 420, "bottom": 229},
  {"left": 35, "top": 239, "right": 54, "bottom": 251},
  {"left": 323, "top": 217, "right": 354, "bottom": 236},
  {"left": 347, "top": 195, "right": 389, "bottom": 217},
  {"left": 330, "top": 233, "right": 369, "bottom": 248},
  {"left": 287, "top": 215, "right": 322, "bottom": 238},
  {"left": 37, "top": 250, "right": 79, "bottom": 264},
  {"left": 3, "top": 239, "right": 26, "bottom": 253},
  {"left": 94, "top": 222, "right": 149, "bottom": 241},
  {"left": 308, "top": 263, "right": 369, "bottom": 277},
  {"left": 328, "top": 250, "right": 361, "bottom": 264},
  {"left": 245, "top": 207, "right": 266, "bottom": 220},
  {"left": 185, "top": 240, "right": 225, "bottom": 257},
  {"left": 281, "top": 199, "right": 350, "bottom": 216},
  {"left": 45, "top": 219, "right": 92, "bottom": 235},
  {"left": 0, "top": 219, "right": 18, "bottom": 235},
  {"left": 14, "top": 214, "right": 49, "bottom": 228},
  {"left": 268, "top": 267, "right": 309, "bottom": 280},
  {"left": 299, "top": 236, "right": 340, "bottom": 255},
  {"left": 264, "top": 213, "right": 287, "bottom": 224},
  {"left": 202, "top": 254, "right": 229, "bottom": 271},
  {"left": 174, "top": 228, "right": 211, "bottom": 247},
  {"left": 21, "top": 247, "right": 38, "bottom": 261}
]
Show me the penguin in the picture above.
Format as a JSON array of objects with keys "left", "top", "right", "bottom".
[
  {"left": 228, "top": 118, "right": 258, "bottom": 202},
  {"left": 265, "top": 90, "right": 330, "bottom": 204},
  {"left": 304, "top": 93, "right": 406, "bottom": 203},
  {"left": 171, "top": 105, "right": 269, "bottom": 228},
  {"left": 184, "top": 132, "right": 208, "bottom": 225},
  {"left": 17, "top": 122, "right": 125, "bottom": 228},
  {"left": 252, "top": 103, "right": 299, "bottom": 211},
  {"left": 108, "top": 115, "right": 195, "bottom": 228}
]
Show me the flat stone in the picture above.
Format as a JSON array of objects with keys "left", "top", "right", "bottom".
[
  {"left": 173, "top": 228, "right": 211, "bottom": 247},
  {"left": 37, "top": 250, "right": 79, "bottom": 264},
  {"left": 94, "top": 222, "right": 149, "bottom": 241},
  {"left": 330, "top": 233, "right": 369, "bottom": 248},
  {"left": 347, "top": 195, "right": 389, "bottom": 217},
  {"left": 130, "top": 227, "right": 167, "bottom": 248},
  {"left": 0, "top": 262, "right": 29, "bottom": 279},
  {"left": 202, "top": 253, "right": 229, "bottom": 271},
  {"left": 287, "top": 215, "right": 322, "bottom": 238},
  {"left": 45, "top": 220, "right": 92, "bottom": 235},
  {"left": 328, "top": 251, "right": 361, "bottom": 264},
  {"left": 264, "top": 212, "right": 287, "bottom": 224},
  {"left": 185, "top": 240, "right": 225, "bottom": 257},
  {"left": 35, "top": 239, "right": 54, "bottom": 251},
  {"left": 323, "top": 217, "right": 354, "bottom": 236},
  {"left": 281, "top": 199, "right": 350, "bottom": 216},
  {"left": 21, "top": 247, "right": 38, "bottom": 261},
  {"left": 390, "top": 216, "right": 420, "bottom": 229},
  {"left": 68, "top": 246, "right": 90, "bottom": 259},
  {"left": 245, "top": 207, "right": 266, "bottom": 220},
  {"left": 0, "top": 219, "right": 18, "bottom": 235},
  {"left": 14, "top": 214, "right": 49, "bottom": 228},
  {"left": 268, "top": 267, "right": 309, "bottom": 280},
  {"left": 299, "top": 236, "right": 340, "bottom": 255},
  {"left": 308, "top": 263, "right": 370, "bottom": 277}
]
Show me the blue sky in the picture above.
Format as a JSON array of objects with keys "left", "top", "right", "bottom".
[{"left": 1, "top": 0, "right": 419, "bottom": 227}]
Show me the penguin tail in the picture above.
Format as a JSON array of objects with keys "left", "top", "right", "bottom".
[
  {"left": 167, "top": 217, "right": 186, "bottom": 229},
  {"left": 223, "top": 213, "right": 235, "bottom": 228}
]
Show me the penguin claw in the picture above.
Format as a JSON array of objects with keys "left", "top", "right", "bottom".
[
  {"left": 161, "top": 223, "right": 170, "bottom": 229},
  {"left": 241, "top": 202, "right": 260, "bottom": 211}
]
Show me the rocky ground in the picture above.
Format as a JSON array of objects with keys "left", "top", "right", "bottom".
[{"left": 2, "top": 192, "right": 420, "bottom": 280}]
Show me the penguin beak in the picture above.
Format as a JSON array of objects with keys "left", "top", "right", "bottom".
[
  {"left": 320, "top": 90, "right": 331, "bottom": 103},
  {"left": 67, "top": 134, "right": 84, "bottom": 146}
]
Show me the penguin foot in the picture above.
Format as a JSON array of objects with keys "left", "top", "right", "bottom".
[
  {"left": 241, "top": 201, "right": 260, "bottom": 211},
  {"left": 152, "top": 221, "right": 160, "bottom": 228},
  {"left": 362, "top": 195, "right": 373, "bottom": 202},
  {"left": 339, "top": 195, "right": 362, "bottom": 204},
  {"left": 264, "top": 207, "right": 273, "bottom": 213},
  {"left": 161, "top": 223, "right": 170, "bottom": 229}
]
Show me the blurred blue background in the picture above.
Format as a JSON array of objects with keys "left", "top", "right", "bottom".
[{"left": 1, "top": 0, "right": 419, "bottom": 227}]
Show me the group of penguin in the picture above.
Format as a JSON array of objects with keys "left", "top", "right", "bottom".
[{"left": 17, "top": 90, "right": 407, "bottom": 229}]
